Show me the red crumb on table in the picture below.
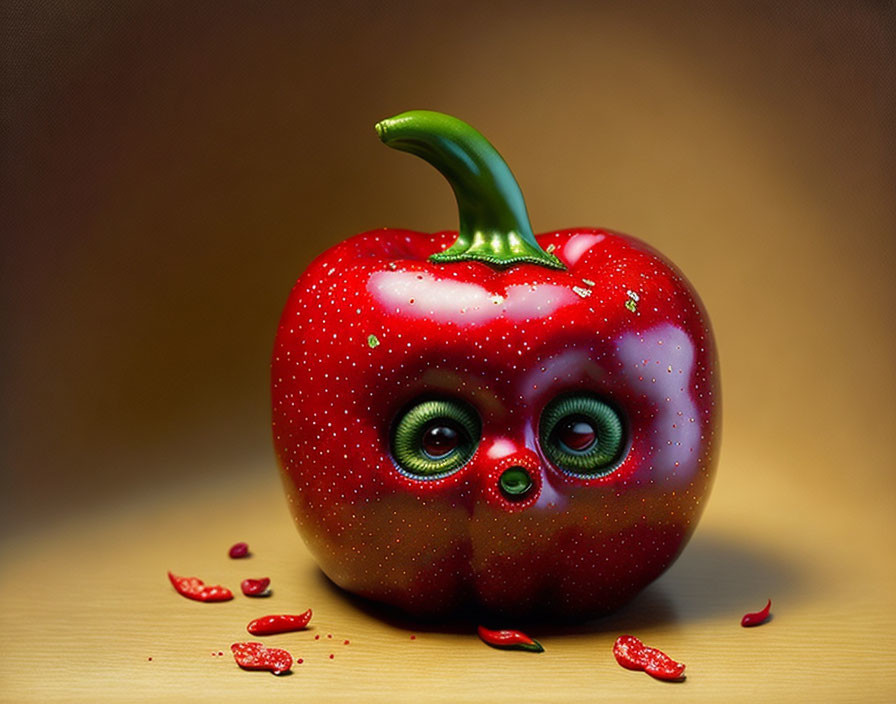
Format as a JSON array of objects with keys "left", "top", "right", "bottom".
[
  {"left": 344, "top": 640, "right": 350, "bottom": 645},
  {"left": 228, "top": 542, "right": 250, "bottom": 559},
  {"left": 167, "top": 572, "right": 233, "bottom": 602},
  {"left": 613, "top": 635, "right": 685, "bottom": 681},
  {"left": 410, "top": 635, "right": 416, "bottom": 640},
  {"left": 477, "top": 625, "right": 544, "bottom": 652},
  {"left": 241, "top": 577, "right": 271, "bottom": 597},
  {"left": 329, "top": 654, "right": 334, "bottom": 659},
  {"left": 231, "top": 642, "right": 292, "bottom": 675},
  {"left": 247, "top": 610, "right": 313, "bottom": 636},
  {"left": 741, "top": 599, "right": 772, "bottom": 627}
]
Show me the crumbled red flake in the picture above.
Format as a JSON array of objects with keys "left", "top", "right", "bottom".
[
  {"left": 228, "top": 542, "right": 250, "bottom": 559},
  {"left": 167, "top": 571, "right": 233, "bottom": 602},
  {"left": 741, "top": 599, "right": 772, "bottom": 627},
  {"left": 329, "top": 654, "right": 334, "bottom": 659},
  {"left": 613, "top": 635, "right": 685, "bottom": 681},
  {"left": 231, "top": 642, "right": 292, "bottom": 675},
  {"left": 241, "top": 577, "right": 271, "bottom": 597},
  {"left": 477, "top": 625, "right": 543, "bottom": 652}
]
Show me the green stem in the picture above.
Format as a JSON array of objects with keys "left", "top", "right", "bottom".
[{"left": 375, "top": 110, "right": 565, "bottom": 270}]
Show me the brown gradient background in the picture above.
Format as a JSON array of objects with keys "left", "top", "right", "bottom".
[
  {"left": 3, "top": 0, "right": 892, "bottom": 530},
  {"left": 1, "top": 1, "right": 895, "bottom": 700}
]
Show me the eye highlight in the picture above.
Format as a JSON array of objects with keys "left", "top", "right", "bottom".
[
  {"left": 539, "top": 394, "right": 626, "bottom": 477},
  {"left": 391, "top": 399, "right": 480, "bottom": 478}
]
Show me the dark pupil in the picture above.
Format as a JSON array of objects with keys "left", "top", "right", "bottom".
[
  {"left": 422, "top": 424, "right": 459, "bottom": 459},
  {"left": 558, "top": 418, "right": 596, "bottom": 453}
]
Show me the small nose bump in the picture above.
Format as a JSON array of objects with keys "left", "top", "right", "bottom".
[{"left": 499, "top": 466, "right": 533, "bottom": 500}]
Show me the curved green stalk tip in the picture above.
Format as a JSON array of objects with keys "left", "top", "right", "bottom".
[{"left": 375, "top": 110, "right": 565, "bottom": 271}]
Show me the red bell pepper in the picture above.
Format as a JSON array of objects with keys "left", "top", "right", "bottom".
[{"left": 272, "top": 111, "right": 719, "bottom": 617}]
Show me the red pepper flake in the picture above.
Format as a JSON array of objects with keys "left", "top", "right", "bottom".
[
  {"left": 241, "top": 577, "right": 271, "bottom": 597},
  {"left": 329, "top": 654, "right": 335, "bottom": 659},
  {"left": 167, "top": 571, "right": 233, "bottom": 602},
  {"left": 228, "top": 542, "right": 250, "bottom": 559},
  {"left": 343, "top": 640, "right": 350, "bottom": 645},
  {"left": 314, "top": 634, "right": 320, "bottom": 640},
  {"left": 741, "top": 599, "right": 772, "bottom": 627},
  {"left": 327, "top": 634, "right": 333, "bottom": 639},
  {"left": 147, "top": 657, "right": 152, "bottom": 661},
  {"left": 409, "top": 635, "right": 416, "bottom": 640},
  {"left": 297, "top": 658, "right": 304, "bottom": 664},
  {"left": 477, "top": 625, "right": 544, "bottom": 653},
  {"left": 247, "top": 609, "right": 313, "bottom": 636},
  {"left": 231, "top": 642, "right": 292, "bottom": 675},
  {"left": 613, "top": 635, "right": 685, "bottom": 681}
]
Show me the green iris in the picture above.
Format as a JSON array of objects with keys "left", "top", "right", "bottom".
[
  {"left": 539, "top": 394, "right": 626, "bottom": 477},
  {"left": 391, "top": 399, "right": 480, "bottom": 478}
]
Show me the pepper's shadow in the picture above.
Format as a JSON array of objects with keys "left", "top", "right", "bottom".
[{"left": 314, "top": 529, "right": 806, "bottom": 636}]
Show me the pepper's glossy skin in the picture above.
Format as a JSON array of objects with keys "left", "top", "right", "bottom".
[{"left": 272, "top": 226, "right": 719, "bottom": 618}]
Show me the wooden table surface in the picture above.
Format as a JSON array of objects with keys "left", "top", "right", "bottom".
[{"left": 1, "top": 447, "right": 894, "bottom": 703}]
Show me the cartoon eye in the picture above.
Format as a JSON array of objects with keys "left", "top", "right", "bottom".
[
  {"left": 539, "top": 394, "right": 626, "bottom": 477},
  {"left": 391, "top": 399, "right": 481, "bottom": 478}
]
